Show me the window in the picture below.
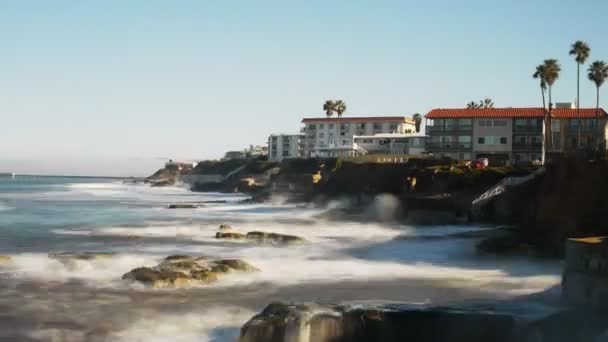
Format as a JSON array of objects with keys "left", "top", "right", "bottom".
[
  {"left": 478, "top": 137, "right": 485, "bottom": 144},
  {"left": 529, "top": 119, "right": 540, "bottom": 127},
  {"left": 515, "top": 119, "right": 526, "bottom": 128},
  {"left": 459, "top": 119, "right": 472, "bottom": 127},
  {"left": 357, "top": 123, "right": 366, "bottom": 129},
  {"left": 570, "top": 120, "right": 579, "bottom": 128},
  {"left": 514, "top": 136, "right": 527, "bottom": 145},
  {"left": 461, "top": 152, "right": 472, "bottom": 160},
  {"left": 445, "top": 119, "right": 457, "bottom": 129},
  {"left": 389, "top": 123, "right": 398, "bottom": 131},
  {"left": 479, "top": 120, "right": 492, "bottom": 127},
  {"left": 373, "top": 123, "right": 381, "bottom": 130},
  {"left": 282, "top": 150, "right": 289, "bottom": 157},
  {"left": 551, "top": 119, "right": 561, "bottom": 132},
  {"left": 272, "top": 136, "right": 278, "bottom": 142},
  {"left": 458, "top": 135, "right": 471, "bottom": 148},
  {"left": 499, "top": 137, "right": 507, "bottom": 144},
  {"left": 530, "top": 135, "right": 542, "bottom": 144},
  {"left": 329, "top": 123, "right": 334, "bottom": 129},
  {"left": 319, "top": 132, "right": 325, "bottom": 138},
  {"left": 308, "top": 124, "right": 316, "bottom": 130},
  {"left": 271, "top": 150, "right": 277, "bottom": 157},
  {"left": 319, "top": 124, "right": 324, "bottom": 129},
  {"left": 493, "top": 120, "right": 507, "bottom": 127}
]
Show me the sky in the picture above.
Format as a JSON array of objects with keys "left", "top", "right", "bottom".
[{"left": 1, "top": 0, "right": 608, "bottom": 177}]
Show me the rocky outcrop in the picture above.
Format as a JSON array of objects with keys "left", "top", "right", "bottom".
[
  {"left": 0, "top": 255, "right": 12, "bottom": 264},
  {"left": 122, "top": 255, "right": 259, "bottom": 288},
  {"left": 167, "top": 203, "right": 199, "bottom": 209},
  {"left": 219, "top": 224, "right": 233, "bottom": 231},
  {"left": 216, "top": 232, "right": 246, "bottom": 239},
  {"left": 245, "top": 231, "right": 306, "bottom": 244},
  {"left": 562, "top": 237, "right": 608, "bottom": 309},
  {"left": 240, "top": 301, "right": 608, "bottom": 342}
]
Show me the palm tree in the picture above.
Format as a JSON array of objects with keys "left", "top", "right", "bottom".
[
  {"left": 588, "top": 61, "right": 608, "bottom": 154},
  {"left": 466, "top": 101, "right": 479, "bottom": 109},
  {"left": 588, "top": 61, "right": 608, "bottom": 117},
  {"left": 480, "top": 98, "right": 494, "bottom": 108},
  {"left": 323, "top": 100, "right": 336, "bottom": 117},
  {"left": 412, "top": 113, "right": 422, "bottom": 133},
  {"left": 533, "top": 63, "right": 550, "bottom": 161},
  {"left": 569, "top": 41, "right": 591, "bottom": 109},
  {"left": 334, "top": 100, "right": 347, "bottom": 149}
]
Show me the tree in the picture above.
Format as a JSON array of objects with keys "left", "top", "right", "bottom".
[
  {"left": 333, "top": 100, "right": 347, "bottom": 149},
  {"left": 466, "top": 98, "right": 494, "bottom": 109},
  {"left": 466, "top": 101, "right": 479, "bottom": 109},
  {"left": 412, "top": 113, "right": 422, "bottom": 133},
  {"left": 533, "top": 63, "right": 550, "bottom": 161},
  {"left": 588, "top": 61, "right": 608, "bottom": 118},
  {"left": 334, "top": 100, "right": 346, "bottom": 118},
  {"left": 323, "top": 100, "right": 336, "bottom": 117},
  {"left": 569, "top": 41, "right": 591, "bottom": 109}
]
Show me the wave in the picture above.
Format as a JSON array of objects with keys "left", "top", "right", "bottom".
[{"left": 0, "top": 202, "right": 14, "bottom": 211}]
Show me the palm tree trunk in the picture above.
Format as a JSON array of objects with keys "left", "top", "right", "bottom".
[
  {"left": 577, "top": 62, "right": 581, "bottom": 150},
  {"left": 548, "top": 86, "right": 553, "bottom": 153},
  {"left": 540, "top": 86, "right": 547, "bottom": 164}
]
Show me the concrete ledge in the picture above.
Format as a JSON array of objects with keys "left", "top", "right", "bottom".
[{"left": 563, "top": 237, "right": 608, "bottom": 308}]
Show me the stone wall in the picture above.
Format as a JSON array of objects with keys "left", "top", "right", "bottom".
[{"left": 562, "top": 237, "right": 608, "bottom": 308}]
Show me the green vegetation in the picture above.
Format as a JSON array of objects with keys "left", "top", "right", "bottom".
[
  {"left": 569, "top": 41, "right": 590, "bottom": 110},
  {"left": 588, "top": 61, "right": 608, "bottom": 118}
]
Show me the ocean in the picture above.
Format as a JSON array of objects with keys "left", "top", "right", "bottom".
[{"left": 0, "top": 176, "right": 561, "bottom": 341}]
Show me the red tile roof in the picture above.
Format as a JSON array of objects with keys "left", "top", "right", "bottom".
[
  {"left": 425, "top": 107, "right": 607, "bottom": 119},
  {"left": 302, "top": 116, "right": 413, "bottom": 124},
  {"left": 552, "top": 108, "right": 608, "bottom": 118}
]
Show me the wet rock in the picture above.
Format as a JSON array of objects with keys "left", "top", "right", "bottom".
[
  {"left": 246, "top": 231, "right": 306, "bottom": 244},
  {"left": 563, "top": 237, "right": 608, "bottom": 309},
  {"left": 239, "top": 301, "right": 608, "bottom": 342},
  {"left": 0, "top": 255, "right": 12, "bottom": 264},
  {"left": 216, "top": 232, "right": 246, "bottom": 239},
  {"left": 122, "top": 255, "right": 259, "bottom": 288},
  {"left": 219, "top": 224, "right": 233, "bottom": 231},
  {"left": 167, "top": 203, "right": 198, "bottom": 209}
]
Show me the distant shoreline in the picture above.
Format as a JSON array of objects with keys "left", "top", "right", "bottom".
[{"left": 5, "top": 174, "right": 129, "bottom": 180}]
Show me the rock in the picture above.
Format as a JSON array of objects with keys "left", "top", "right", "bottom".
[
  {"left": 215, "top": 259, "right": 260, "bottom": 272},
  {"left": 0, "top": 255, "right": 12, "bottom": 264},
  {"left": 239, "top": 301, "right": 608, "bottom": 342},
  {"left": 216, "top": 232, "right": 246, "bottom": 239},
  {"left": 246, "top": 231, "right": 306, "bottom": 244},
  {"left": 122, "top": 255, "right": 259, "bottom": 288},
  {"left": 563, "top": 237, "right": 608, "bottom": 309},
  {"left": 167, "top": 203, "right": 198, "bottom": 209},
  {"left": 219, "top": 224, "right": 233, "bottom": 231}
]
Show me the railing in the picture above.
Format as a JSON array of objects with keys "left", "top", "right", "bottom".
[
  {"left": 513, "top": 126, "right": 542, "bottom": 134},
  {"left": 427, "top": 126, "right": 473, "bottom": 133},
  {"left": 512, "top": 143, "right": 542, "bottom": 151},
  {"left": 427, "top": 143, "right": 472, "bottom": 151},
  {"left": 565, "top": 126, "right": 602, "bottom": 134}
]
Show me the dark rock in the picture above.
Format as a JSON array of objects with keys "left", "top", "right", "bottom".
[
  {"left": 239, "top": 301, "right": 608, "bottom": 342},
  {"left": 246, "top": 231, "right": 306, "bottom": 244},
  {"left": 219, "top": 224, "right": 233, "bottom": 231},
  {"left": 122, "top": 255, "right": 259, "bottom": 288},
  {"left": 216, "top": 232, "right": 246, "bottom": 239},
  {"left": 167, "top": 203, "right": 198, "bottom": 209}
]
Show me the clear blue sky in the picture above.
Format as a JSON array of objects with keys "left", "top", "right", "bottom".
[{"left": 1, "top": 0, "right": 607, "bottom": 176}]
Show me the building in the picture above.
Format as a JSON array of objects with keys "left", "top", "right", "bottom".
[
  {"left": 268, "top": 133, "right": 305, "bottom": 161},
  {"left": 301, "top": 116, "right": 417, "bottom": 158},
  {"left": 165, "top": 160, "right": 197, "bottom": 171},
  {"left": 223, "top": 151, "right": 247, "bottom": 160},
  {"left": 353, "top": 133, "right": 426, "bottom": 155},
  {"left": 425, "top": 106, "right": 608, "bottom": 164}
]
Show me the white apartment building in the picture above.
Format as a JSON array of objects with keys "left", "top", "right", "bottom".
[
  {"left": 301, "top": 116, "right": 416, "bottom": 157},
  {"left": 268, "top": 133, "right": 305, "bottom": 161},
  {"left": 354, "top": 133, "right": 426, "bottom": 155}
]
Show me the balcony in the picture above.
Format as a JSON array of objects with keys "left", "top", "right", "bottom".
[
  {"left": 427, "top": 125, "right": 473, "bottom": 134},
  {"left": 513, "top": 126, "right": 542, "bottom": 134},
  {"left": 427, "top": 143, "right": 472, "bottom": 151},
  {"left": 512, "top": 142, "right": 542, "bottom": 151},
  {"left": 565, "top": 126, "right": 602, "bottom": 134}
]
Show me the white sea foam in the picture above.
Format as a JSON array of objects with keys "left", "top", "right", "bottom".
[
  {"left": 0, "top": 202, "right": 13, "bottom": 211},
  {"left": 112, "top": 307, "right": 254, "bottom": 342}
]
